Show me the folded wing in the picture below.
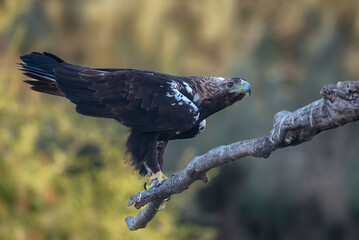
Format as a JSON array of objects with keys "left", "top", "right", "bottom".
[{"left": 53, "top": 66, "right": 200, "bottom": 132}]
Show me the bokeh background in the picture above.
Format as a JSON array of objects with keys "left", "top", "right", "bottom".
[{"left": 1, "top": 0, "right": 359, "bottom": 239}]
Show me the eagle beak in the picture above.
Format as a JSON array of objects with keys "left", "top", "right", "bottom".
[{"left": 231, "top": 80, "right": 251, "bottom": 96}]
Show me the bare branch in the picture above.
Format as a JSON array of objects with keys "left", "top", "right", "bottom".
[
  {"left": 125, "top": 199, "right": 163, "bottom": 231},
  {"left": 125, "top": 81, "right": 359, "bottom": 231}
]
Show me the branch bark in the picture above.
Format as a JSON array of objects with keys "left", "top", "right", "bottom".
[{"left": 125, "top": 81, "right": 359, "bottom": 231}]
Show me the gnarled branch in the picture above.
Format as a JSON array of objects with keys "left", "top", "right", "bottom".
[{"left": 125, "top": 81, "right": 359, "bottom": 231}]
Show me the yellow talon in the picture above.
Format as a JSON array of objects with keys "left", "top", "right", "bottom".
[
  {"left": 157, "top": 195, "right": 172, "bottom": 211},
  {"left": 157, "top": 201, "right": 166, "bottom": 211},
  {"left": 146, "top": 171, "right": 168, "bottom": 187}
]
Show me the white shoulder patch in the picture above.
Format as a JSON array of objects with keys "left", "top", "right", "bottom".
[
  {"left": 166, "top": 81, "right": 199, "bottom": 122},
  {"left": 182, "top": 82, "right": 194, "bottom": 95},
  {"left": 193, "top": 94, "right": 199, "bottom": 102}
]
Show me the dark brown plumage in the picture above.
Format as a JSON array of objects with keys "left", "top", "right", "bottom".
[{"left": 18, "top": 52, "right": 251, "bottom": 184}]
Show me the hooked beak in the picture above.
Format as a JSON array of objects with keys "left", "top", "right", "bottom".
[{"left": 231, "top": 80, "right": 251, "bottom": 96}]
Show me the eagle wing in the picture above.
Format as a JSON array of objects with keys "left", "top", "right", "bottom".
[{"left": 54, "top": 65, "right": 199, "bottom": 132}]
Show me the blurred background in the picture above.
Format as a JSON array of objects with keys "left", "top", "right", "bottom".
[{"left": 1, "top": 0, "right": 359, "bottom": 239}]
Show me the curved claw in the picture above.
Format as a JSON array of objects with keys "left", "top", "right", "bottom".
[
  {"left": 157, "top": 201, "right": 167, "bottom": 211},
  {"left": 156, "top": 195, "right": 171, "bottom": 211}
]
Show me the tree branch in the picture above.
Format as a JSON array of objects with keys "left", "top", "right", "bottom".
[{"left": 125, "top": 81, "right": 359, "bottom": 231}]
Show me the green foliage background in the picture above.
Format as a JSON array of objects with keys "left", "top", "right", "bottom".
[{"left": 0, "top": 0, "right": 359, "bottom": 239}]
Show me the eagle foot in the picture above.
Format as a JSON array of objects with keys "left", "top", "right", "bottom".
[
  {"left": 156, "top": 196, "right": 172, "bottom": 211},
  {"left": 157, "top": 201, "right": 167, "bottom": 211},
  {"left": 144, "top": 171, "right": 168, "bottom": 190}
]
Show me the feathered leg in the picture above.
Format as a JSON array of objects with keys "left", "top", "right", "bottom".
[{"left": 125, "top": 129, "right": 168, "bottom": 186}]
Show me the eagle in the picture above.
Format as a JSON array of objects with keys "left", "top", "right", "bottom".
[{"left": 18, "top": 52, "right": 251, "bottom": 189}]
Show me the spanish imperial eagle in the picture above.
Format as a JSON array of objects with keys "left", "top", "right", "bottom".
[{"left": 18, "top": 52, "right": 251, "bottom": 188}]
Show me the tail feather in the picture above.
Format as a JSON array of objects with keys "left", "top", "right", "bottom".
[
  {"left": 19, "top": 52, "right": 65, "bottom": 96},
  {"left": 20, "top": 52, "right": 64, "bottom": 69},
  {"left": 18, "top": 63, "right": 54, "bottom": 76},
  {"left": 22, "top": 71, "right": 56, "bottom": 82},
  {"left": 19, "top": 52, "right": 117, "bottom": 118}
]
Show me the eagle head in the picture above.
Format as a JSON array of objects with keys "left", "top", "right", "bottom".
[
  {"left": 225, "top": 77, "right": 251, "bottom": 96},
  {"left": 196, "top": 77, "right": 251, "bottom": 117}
]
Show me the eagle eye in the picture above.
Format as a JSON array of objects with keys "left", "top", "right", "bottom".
[{"left": 226, "top": 82, "right": 234, "bottom": 88}]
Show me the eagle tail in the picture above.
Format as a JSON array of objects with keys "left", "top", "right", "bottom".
[
  {"left": 125, "top": 129, "right": 162, "bottom": 176},
  {"left": 18, "top": 52, "right": 65, "bottom": 96}
]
